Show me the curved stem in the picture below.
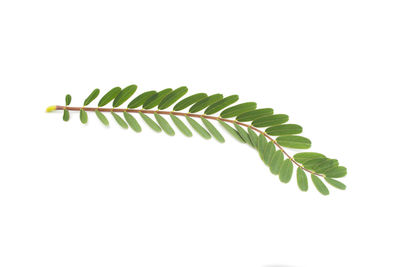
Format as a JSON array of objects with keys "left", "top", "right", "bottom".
[{"left": 55, "top": 105, "right": 323, "bottom": 177}]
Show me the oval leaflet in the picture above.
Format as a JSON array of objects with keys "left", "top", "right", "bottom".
[{"left": 276, "top": 135, "right": 311, "bottom": 149}]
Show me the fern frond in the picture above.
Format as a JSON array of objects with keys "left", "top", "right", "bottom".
[{"left": 47, "top": 85, "right": 348, "bottom": 195}]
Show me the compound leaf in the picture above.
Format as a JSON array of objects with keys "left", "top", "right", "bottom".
[{"left": 50, "top": 85, "right": 348, "bottom": 195}]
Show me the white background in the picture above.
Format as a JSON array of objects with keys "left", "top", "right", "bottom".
[{"left": 1, "top": 1, "right": 399, "bottom": 266}]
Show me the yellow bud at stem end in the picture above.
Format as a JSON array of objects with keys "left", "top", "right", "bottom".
[{"left": 46, "top": 105, "right": 57, "bottom": 112}]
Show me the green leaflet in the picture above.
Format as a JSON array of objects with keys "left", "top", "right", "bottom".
[
  {"left": 113, "top": 84, "right": 137, "bottom": 107},
  {"left": 236, "top": 108, "right": 274, "bottom": 122},
  {"left": 123, "top": 112, "right": 141, "bottom": 132},
  {"left": 201, "top": 118, "right": 225, "bottom": 143},
  {"left": 80, "top": 109, "right": 88, "bottom": 124},
  {"left": 95, "top": 110, "right": 109, "bottom": 126},
  {"left": 279, "top": 159, "right": 293, "bottom": 183},
  {"left": 173, "top": 93, "right": 208, "bottom": 111},
  {"left": 84, "top": 88, "right": 100, "bottom": 106},
  {"left": 218, "top": 120, "right": 245, "bottom": 143},
  {"left": 296, "top": 168, "right": 308, "bottom": 192},
  {"left": 311, "top": 174, "right": 329, "bottom": 196},
  {"left": 234, "top": 124, "right": 252, "bottom": 146},
  {"left": 158, "top": 86, "right": 188, "bottom": 110},
  {"left": 204, "top": 95, "right": 239, "bottom": 115},
  {"left": 265, "top": 124, "right": 303, "bottom": 136},
  {"left": 186, "top": 116, "right": 211, "bottom": 139},
  {"left": 276, "top": 136, "right": 311, "bottom": 149},
  {"left": 170, "top": 114, "right": 192, "bottom": 137},
  {"left": 247, "top": 127, "right": 258, "bottom": 148},
  {"left": 98, "top": 87, "right": 122, "bottom": 107},
  {"left": 65, "top": 94, "right": 72, "bottom": 105},
  {"left": 220, "top": 102, "right": 257, "bottom": 118},
  {"left": 111, "top": 112, "right": 128, "bottom": 129},
  {"left": 252, "top": 114, "right": 289, "bottom": 127},
  {"left": 270, "top": 150, "right": 284, "bottom": 175},
  {"left": 314, "top": 159, "right": 339, "bottom": 174},
  {"left": 154, "top": 113, "right": 175, "bottom": 136},
  {"left": 293, "top": 152, "right": 326, "bottom": 164},
  {"left": 257, "top": 134, "right": 267, "bottom": 160},
  {"left": 303, "top": 158, "right": 328, "bottom": 171},
  {"left": 324, "top": 177, "right": 346, "bottom": 190},
  {"left": 139, "top": 112, "right": 162, "bottom": 132},
  {"left": 263, "top": 141, "right": 276, "bottom": 166},
  {"left": 143, "top": 89, "right": 173, "bottom": 109},
  {"left": 325, "top": 166, "right": 347, "bottom": 178},
  {"left": 63, "top": 109, "right": 70, "bottom": 121},
  {"left": 128, "top": 91, "right": 157, "bottom": 108},
  {"left": 189, "top": 94, "right": 223, "bottom": 113}
]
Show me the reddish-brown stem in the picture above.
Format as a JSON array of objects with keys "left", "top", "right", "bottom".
[{"left": 56, "top": 105, "right": 323, "bottom": 177}]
